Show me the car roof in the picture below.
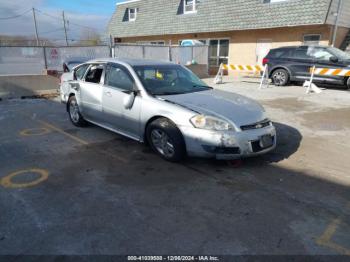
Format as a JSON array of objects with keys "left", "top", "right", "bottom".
[
  {"left": 87, "top": 58, "right": 176, "bottom": 66},
  {"left": 271, "top": 45, "right": 330, "bottom": 50}
]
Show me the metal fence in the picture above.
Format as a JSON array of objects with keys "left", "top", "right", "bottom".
[
  {"left": 0, "top": 46, "right": 110, "bottom": 75},
  {"left": 45, "top": 46, "right": 110, "bottom": 71},
  {"left": 0, "top": 47, "right": 46, "bottom": 75},
  {"left": 0, "top": 44, "right": 209, "bottom": 75},
  {"left": 113, "top": 44, "right": 209, "bottom": 65}
]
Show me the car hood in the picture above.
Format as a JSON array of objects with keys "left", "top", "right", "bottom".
[{"left": 161, "top": 89, "right": 267, "bottom": 127}]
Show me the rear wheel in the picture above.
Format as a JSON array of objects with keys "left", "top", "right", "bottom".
[
  {"left": 146, "top": 118, "right": 186, "bottom": 162},
  {"left": 68, "top": 96, "right": 87, "bottom": 127},
  {"left": 346, "top": 77, "right": 350, "bottom": 90},
  {"left": 271, "top": 69, "right": 290, "bottom": 86}
]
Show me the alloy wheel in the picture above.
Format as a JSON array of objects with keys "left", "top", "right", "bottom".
[
  {"left": 150, "top": 129, "right": 175, "bottom": 158},
  {"left": 273, "top": 71, "right": 286, "bottom": 85},
  {"left": 69, "top": 100, "right": 80, "bottom": 123}
]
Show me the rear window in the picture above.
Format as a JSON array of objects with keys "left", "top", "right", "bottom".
[{"left": 268, "top": 48, "right": 293, "bottom": 58}]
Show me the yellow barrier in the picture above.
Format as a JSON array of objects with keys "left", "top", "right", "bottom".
[
  {"left": 214, "top": 63, "right": 269, "bottom": 89},
  {"left": 222, "top": 64, "right": 263, "bottom": 72}
]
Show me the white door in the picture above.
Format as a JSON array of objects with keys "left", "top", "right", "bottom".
[
  {"left": 256, "top": 39, "right": 272, "bottom": 65},
  {"left": 79, "top": 64, "right": 104, "bottom": 121}
]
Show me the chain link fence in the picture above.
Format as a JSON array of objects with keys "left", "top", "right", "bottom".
[{"left": 0, "top": 44, "right": 209, "bottom": 75}]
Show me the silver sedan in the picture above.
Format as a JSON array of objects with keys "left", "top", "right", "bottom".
[{"left": 60, "top": 58, "right": 276, "bottom": 162}]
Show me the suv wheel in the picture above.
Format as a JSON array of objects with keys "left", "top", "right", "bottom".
[
  {"left": 68, "top": 96, "right": 87, "bottom": 127},
  {"left": 272, "top": 69, "right": 290, "bottom": 86},
  {"left": 146, "top": 118, "right": 186, "bottom": 162}
]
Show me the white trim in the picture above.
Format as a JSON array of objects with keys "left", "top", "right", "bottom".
[
  {"left": 116, "top": 0, "right": 141, "bottom": 6},
  {"left": 183, "top": 0, "right": 197, "bottom": 14},
  {"left": 128, "top": 8, "right": 137, "bottom": 21}
]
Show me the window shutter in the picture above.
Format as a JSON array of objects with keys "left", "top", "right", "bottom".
[
  {"left": 177, "top": 0, "right": 184, "bottom": 15},
  {"left": 122, "top": 8, "right": 129, "bottom": 22}
]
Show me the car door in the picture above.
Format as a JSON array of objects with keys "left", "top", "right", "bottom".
[
  {"left": 60, "top": 63, "right": 88, "bottom": 102},
  {"left": 78, "top": 63, "right": 105, "bottom": 122},
  {"left": 288, "top": 46, "right": 314, "bottom": 81},
  {"left": 102, "top": 63, "right": 142, "bottom": 140},
  {"left": 309, "top": 46, "right": 344, "bottom": 84}
]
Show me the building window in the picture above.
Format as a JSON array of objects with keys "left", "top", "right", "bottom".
[
  {"left": 303, "top": 34, "right": 321, "bottom": 45},
  {"left": 179, "top": 39, "right": 207, "bottom": 46},
  {"left": 209, "top": 39, "right": 229, "bottom": 67},
  {"left": 128, "top": 8, "right": 137, "bottom": 21},
  {"left": 184, "top": 0, "right": 197, "bottom": 14}
]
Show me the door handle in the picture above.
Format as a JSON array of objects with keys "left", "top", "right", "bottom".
[{"left": 105, "top": 91, "right": 112, "bottom": 97}]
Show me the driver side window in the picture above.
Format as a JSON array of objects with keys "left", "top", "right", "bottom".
[
  {"left": 85, "top": 64, "right": 104, "bottom": 84},
  {"left": 105, "top": 65, "right": 135, "bottom": 92},
  {"left": 308, "top": 47, "right": 333, "bottom": 61}
]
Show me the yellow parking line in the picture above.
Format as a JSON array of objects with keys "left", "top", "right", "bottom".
[
  {"left": 38, "top": 120, "right": 89, "bottom": 145},
  {"left": 18, "top": 111, "right": 128, "bottom": 163},
  {"left": 37, "top": 119, "right": 128, "bottom": 163},
  {"left": 316, "top": 202, "right": 350, "bottom": 255}
]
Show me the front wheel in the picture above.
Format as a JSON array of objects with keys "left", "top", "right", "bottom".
[
  {"left": 346, "top": 77, "right": 350, "bottom": 90},
  {"left": 68, "top": 96, "right": 87, "bottom": 127},
  {"left": 271, "top": 69, "right": 290, "bottom": 86},
  {"left": 146, "top": 118, "right": 186, "bottom": 162}
]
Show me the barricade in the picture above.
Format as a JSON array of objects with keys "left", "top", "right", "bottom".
[{"left": 214, "top": 63, "right": 269, "bottom": 89}]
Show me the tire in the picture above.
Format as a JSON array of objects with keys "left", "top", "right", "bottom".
[
  {"left": 68, "top": 96, "right": 87, "bottom": 127},
  {"left": 146, "top": 118, "right": 186, "bottom": 162},
  {"left": 346, "top": 77, "right": 350, "bottom": 90},
  {"left": 271, "top": 69, "right": 290, "bottom": 86}
]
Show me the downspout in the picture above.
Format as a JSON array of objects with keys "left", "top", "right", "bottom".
[{"left": 331, "top": 0, "right": 343, "bottom": 47}]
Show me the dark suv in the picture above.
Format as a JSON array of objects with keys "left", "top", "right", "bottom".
[{"left": 263, "top": 45, "right": 350, "bottom": 89}]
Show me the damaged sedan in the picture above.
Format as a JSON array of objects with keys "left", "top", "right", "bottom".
[{"left": 60, "top": 58, "right": 276, "bottom": 162}]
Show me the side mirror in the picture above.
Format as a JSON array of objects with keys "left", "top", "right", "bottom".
[
  {"left": 330, "top": 56, "right": 338, "bottom": 63},
  {"left": 123, "top": 91, "right": 137, "bottom": 109}
]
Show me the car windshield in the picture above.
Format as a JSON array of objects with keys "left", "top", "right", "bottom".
[
  {"left": 328, "top": 47, "right": 350, "bottom": 61},
  {"left": 133, "top": 65, "right": 211, "bottom": 96}
]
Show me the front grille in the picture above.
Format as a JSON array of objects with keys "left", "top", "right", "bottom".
[{"left": 241, "top": 119, "right": 271, "bottom": 131}]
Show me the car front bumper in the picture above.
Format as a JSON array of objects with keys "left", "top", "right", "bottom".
[{"left": 179, "top": 124, "right": 276, "bottom": 160}]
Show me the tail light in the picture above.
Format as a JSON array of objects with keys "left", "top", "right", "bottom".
[{"left": 262, "top": 57, "right": 269, "bottom": 65}]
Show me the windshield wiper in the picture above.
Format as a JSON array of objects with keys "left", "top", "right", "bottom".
[
  {"left": 155, "top": 91, "right": 182, "bottom": 96},
  {"left": 193, "top": 85, "right": 213, "bottom": 89}
]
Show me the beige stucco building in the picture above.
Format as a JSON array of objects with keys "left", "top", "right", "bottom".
[{"left": 108, "top": 0, "right": 350, "bottom": 74}]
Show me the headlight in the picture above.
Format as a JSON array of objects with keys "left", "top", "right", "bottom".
[{"left": 190, "top": 115, "right": 233, "bottom": 131}]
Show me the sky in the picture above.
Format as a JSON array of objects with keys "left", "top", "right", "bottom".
[{"left": 0, "top": 0, "right": 127, "bottom": 42}]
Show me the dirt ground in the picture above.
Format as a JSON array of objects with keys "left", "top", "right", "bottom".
[{"left": 0, "top": 79, "right": 349, "bottom": 259}]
